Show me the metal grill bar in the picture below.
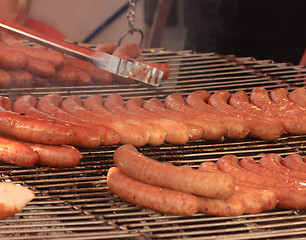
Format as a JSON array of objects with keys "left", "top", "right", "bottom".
[{"left": 0, "top": 48, "right": 306, "bottom": 239}]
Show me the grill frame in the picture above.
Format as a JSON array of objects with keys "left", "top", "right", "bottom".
[{"left": 0, "top": 48, "right": 306, "bottom": 239}]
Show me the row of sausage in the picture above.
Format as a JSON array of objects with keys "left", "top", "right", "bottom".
[
  {"left": 0, "top": 32, "right": 170, "bottom": 88},
  {"left": 108, "top": 144, "right": 306, "bottom": 217}
]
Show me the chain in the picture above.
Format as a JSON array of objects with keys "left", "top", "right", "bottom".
[{"left": 118, "top": 0, "right": 144, "bottom": 46}]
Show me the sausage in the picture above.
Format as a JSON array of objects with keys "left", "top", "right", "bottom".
[
  {"left": 0, "top": 45, "right": 28, "bottom": 69},
  {"left": 250, "top": 87, "right": 306, "bottom": 135},
  {"left": 63, "top": 94, "right": 149, "bottom": 147},
  {"left": 52, "top": 65, "right": 78, "bottom": 86},
  {"left": 12, "top": 138, "right": 82, "bottom": 167},
  {"left": 37, "top": 94, "right": 119, "bottom": 146},
  {"left": 1, "top": 32, "right": 64, "bottom": 68},
  {"left": 103, "top": 93, "right": 166, "bottom": 146},
  {"left": 32, "top": 75, "right": 49, "bottom": 87},
  {"left": 65, "top": 64, "right": 93, "bottom": 86},
  {"left": 107, "top": 167, "right": 199, "bottom": 216},
  {"left": 13, "top": 95, "right": 102, "bottom": 148},
  {"left": 0, "top": 69, "right": 12, "bottom": 88},
  {"left": 288, "top": 87, "right": 306, "bottom": 108},
  {"left": 186, "top": 90, "right": 250, "bottom": 139},
  {"left": 258, "top": 153, "right": 306, "bottom": 181},
  {"left": 199, "top": 161, "right": 277, "bottom": 212},
  {"left": 282, "top": 154, "right": 306, "bottom": 173},
  {"left": 65, "top": 56, "right": 113, "bottom": 85},
  {"left": 95, "top": 43, "right": 117, "bottom": 54},
  {"left": 114, "top": 144, "right": 236, "bottom": 199},
  {"left": 239, "top": 156, "right": 306, "bottom": 186},
  {"left": 9, "top": 70, "right": 34, "bottom": 88},
  {"left": 0, "top": 135, "right": 39, "bottom": 167},
  {"left": 0, "top": 96, "right": 73, "bottom": 145},
  {"left": 208, "top": 90, "right": 284, "bottom": 140},
  {"left": 143, "top": 98, "right": 209, "bottom": 141},
  {"left": 166, "top": 92, "right": 249, "bottom": 140},
  {"left": 125, "top": 97, "right": 190, "bottom": 145},
  {"left": 217, "top": 154, "right": 306, "bottom": 209},
  {"left": 270, "top": 88, "right": 306, "bottom": 115},
  {"left": 26, "top": 55, "right": 56, "bottom": 78}
]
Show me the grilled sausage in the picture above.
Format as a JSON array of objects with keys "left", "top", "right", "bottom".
[
  {"left": 208, "top": 90, "right": 284, "bottom": 140},
  {"left": 186, "top": 90, "right": 250, "bottom": 139},
  {"left": 37, "top": 93, "right": 120, "bottom": 146},
  {"left": 26, "top": 55, "right": 56, "bottom": 78},
  {"left": 199, "top": 161, "right": 277, "bottom": 212},
  {"left": 9, "top": 69, "right": 33, "bottom": 87},
  {"left": 0, "top": 135, "right": 39, "bottom": 167},
  {"left": 0, "top": 69, "right": 12, "bottom": 88},
  {"left": 0, "top": 46, "right": 28, "bottom": 69},
  {"left": 217, "top": 154, "right": 306, "bottom": 209},
  {"left": 259, "top": 153, "right": 306, "bottom": 181},
  {"left": 282, "top": 154, "right": 306, "bottom": 173},
  {"left": 250, "top": 87, "right": 306, "bottom": 135},
  {"left": 0, "top": 96, "right": 73, "bottom": 145},
  {"left": 103, "top": 93, "right": 166, "bottom": 146},
  {"left": 13, "top": 95, "right": 102, "bottom": 148},
  {"left": 143, "top": 98, "right": 207, "bottom": 140},
  {"left": 95, "top": 43, "right": 117, "bottom": 54},
  {"left": 125, "top": 97, "right": 190, "bottom": 145},
  {"left": 288, "top": 87, "right": 306, "bottom": 108},
  {"left": 107, "top": 167, "right": 199, "bottom": 216},
  {"left": 63, "top": 94, "right": 148, "bottom": 146},
  {"left": 113, "top": 144, "right": 235, "bottom": 199}
]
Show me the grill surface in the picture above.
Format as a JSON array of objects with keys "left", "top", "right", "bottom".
[{"left": 0, "top": 49, "right": 306, "bottom": 239}]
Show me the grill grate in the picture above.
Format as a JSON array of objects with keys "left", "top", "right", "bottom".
[{"left": 0, "top": 49, "right": 306, "bottom": 239}]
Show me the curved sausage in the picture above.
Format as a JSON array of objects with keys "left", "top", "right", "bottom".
[
  {"left": 0, "top": 96, "right": 73, "bottom": 145},
  {"left": 217, "top": 154, "right": 306, "bottom": 209},
  {"left": 13, "top": 95, "right": 102, "bottom": 148},
  {"left": 288, "top": 87, "right": 306, "bottom": 108},
  {"left": 259, "top": 153, "right": 306, "bottom": 181},
  {"left": 107, "top": 167, "right": 199, "bottom": 216},
  {"left": 125, "top": 97, "right": 190, "bottom": 145},
  {"left": 186, "top": 90, "right": 250, "bottom": 139},
  {"left": 0, "top": 135, "right": 39, "bottom": 167},
  {"left": 143, "top": 98, "right": 220, "bottom": 141},
  {"left": 208, "top": 90, "right": 284, "bottom": 140},
  {"left": 37, "top": 93, "right": 119, "bottom": 146},
  {"left": 0, "top": 46, "right": 28, "bottom": 70},
  {"left": 270, "top": 88, "right": 306, "bottom": 115},
  {"left": 103, "top": 93, "right": 166, "bottom": 146},
  {"left": 250, "top": 87, "right": 306, "bottom": 135},
  {"left": 282, "top": 154, "right": 306, "bottom": 173},
  {"left": 199, "top": 161, "right": 277, "bottom": 212},
  {"left": 113, "top": 144, "right": 236, "bottom": 199},
  {"left": 63, "top": 94, "right": 148, "bottom": 146}
]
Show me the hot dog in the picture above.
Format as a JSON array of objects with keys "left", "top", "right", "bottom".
[
  {"left": 0, "top": 135, "right": 39, "bottom": 167},
  {"left": 270, "top": 88, "right": 306, "bottom": 115},
  {"left": 63, "top": 94, "right": 149, "bottom": 146},
  {"left": 64, "top": 64, "right": 93, "bottom": 86},
  {"left": 208, "top": 90, "right": 284, "bottom": 140},
  {"left": 0, "top": 69, "right": 12, "bottom": 88},
  {"left": 37, "top": 94, "right": 120, "bottom": 146},
  {"left": 143, "top": 98, "right": 220, "bottom": 141},
  {"left": 250, "top": 87, "right": 306, "bottom": 135},
  {"left": 9, "top": 69, "right": 33, "bottom": 87},
  {"left": 107, "top": 167, "right": 199, "bottom": 216},
  {"left": 0, "top": 45, "right": 28, "bottom": 70},
  {"left": 282, "top": 154, "right": 306, "bottom": 173},
  {"left": 259, "top": 153, "right": 306, "bottom": 181},
  {"left": 103, "top": 93, "right": 166, "bottom": 146},
  {"left": 12, "top": 95, "right": 102, "bottom": 149},
  {"left": 186, "top": 90, "right": 250, "bottom": 139},
  {"left": 199, "top": 161, "right": 277, "bottom": 212},
  {"left": 217, "top": 154, "right": 306, "bottom": 209},
  {"left": 125, "top": 97, "right": 190, "bottom": 145},
  {"left": 26, "top": 55, "right": 56, "bottom": 78},
  {"left": 51, "top": 65, "right": 78, "bottom": 86},
  {"left": 288, "top": 87, "right": 306, "bottom": 108},
  {"left": 113, "top": 144, "right": 235, "bottom": 199},
  {"left": 0, "top": 96, "right": 73, "bottom": 145},
  {"left": 65, "top": 56, "right": 113, "bottom": 85}
]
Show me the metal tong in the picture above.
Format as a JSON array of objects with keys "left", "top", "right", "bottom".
[{"left": 0, "top": 18, "right": 163, "bottom": 86}]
